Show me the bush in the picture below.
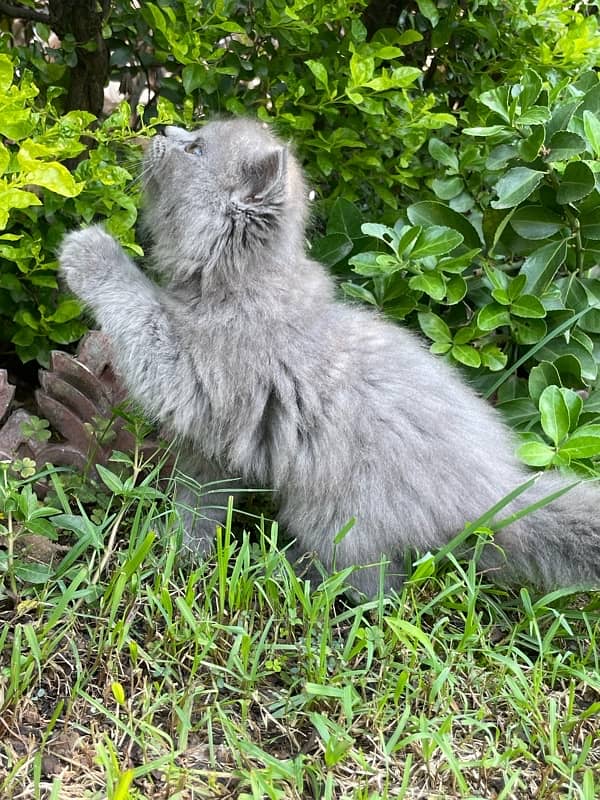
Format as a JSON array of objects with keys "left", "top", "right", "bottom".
[
  {"left": 325, "top": 67, "right": 600, "bottom": 472},
  {"left": 1, "top": 0, "right": 599, "bottom": 377},
  {"left": 0, "top": 49, "right": 145, "bottom": 364}
]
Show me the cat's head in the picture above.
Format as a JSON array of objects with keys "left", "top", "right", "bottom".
[{"left": 141, "top": 117, "right": 308, "bottom": 284}]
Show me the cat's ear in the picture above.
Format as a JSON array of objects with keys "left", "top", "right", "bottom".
[{"left": 238, "top": 147, "right": 287, "bottom": 206}]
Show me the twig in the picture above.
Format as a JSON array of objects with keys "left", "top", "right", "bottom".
[{"left": 0, "top": 1, "right": 50, "bottom": 23}]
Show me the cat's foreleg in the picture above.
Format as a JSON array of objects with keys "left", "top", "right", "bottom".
[
  {"left": 60, "top": 225, "right": 161, "bottom": 342},
  {"left": 59, "top": 225, "right": 186, "bottom": 406},
  {"left": 59, "top": 226, "right": 238, "bottom": 558}
]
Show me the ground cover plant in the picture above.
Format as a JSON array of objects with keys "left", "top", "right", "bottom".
[
  {"left": 1, "top": 449, "right": 600, "bottom": 799},
  {"left": 1, "top": 1, "right": 600, "bottom": 798}
]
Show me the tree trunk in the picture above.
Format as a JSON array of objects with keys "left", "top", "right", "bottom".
[
  {"left": 362, "top": 0, "right": 404, "bottom": 37},
  {"left": 48, "top": 0, "right": 110, "bottom": 116}
]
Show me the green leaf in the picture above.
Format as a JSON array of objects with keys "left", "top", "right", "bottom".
[
  {"left": 306, "top": 60, "right": 329, "bottom": 91},
  {"left": 491, "top": 287, "right": 509, "bottom": 305},
  {"left": 410, "top": 226, "right": 463, "bottom": 258},
  {"left": 518, "top": 126, "right": 545, "bottom": 162},
  {"left": 0, "top": 272, "right": 22, "bottom": 291},
  {"left": 477, "top": 303, "right": 511, "bottom": 331},
  {"left": 431, "top": 177, "right": 463, "bottom": 200},
  {"left": 48, "top": 320, "right": 87, "bottom": 344},
  {"left": 48, "top": 299, "right": 82, "bottom": 323},
  {"left": 491, "top": 167, "right": 545, "bottom": 210},
  {"left": 517, "top": 441, "right": 556, "bottom": 467},
  {"left": 96, "top": 464, "right": 125, "bottom": 495},
  {"left": 341, "top": 282, "right": 377, "bottom": 306},
  {"left": 528, "top": 361, "right": 561, "bottom": 404},
  {"left": 509, "top": 205, "right": 565, "bottom": 240},
  {"left": 0, "top": 142, "right": 9, "bottom": 175},
  {"left": 142, "top": 3, "right": 167, "bottom": 34},
  {"left": 18, "top": 158, "right": 83, "bottom": 198},
  {"left": 451, "top": 344, "right": 481, "bottom": 368},
  {"left": 445, "top": 275, "right": 467, "bottom": 304},
  {"left": 511, "top": 317, "right": 547, "bottom": 345},
  {"left": 463, "top": 125, "right": 509, "bottom": 137},
  {"left": 482, "top": 207, "right": 516, "bottom": 253},
  {"left": 561, "top": 388, "right": 583, "bottom": 432},
  {"left": 556, "top": 161, "right": 595, "bottom": 204},
  {"left": 539, "top": 385, "right": 570, "bottom": 446},
  {"left": 0, "top": 188, "right": 42, "bottom": 228},
  {"left": 0, "top": 110, "right": 35, "bottom": 141},
  {"left": 415, "top": 0, "right": 439, "bottom": 25},
  {"left": 484, "top": 265, "right": 509, "bottom": 292},
  {"left": 15, "top": 562, "right": 54, "bottom": 583},
  {"left": 428, "top": 138, "right": 458, "bottom": 170},
  {"left": 580, "top": 211, "right": 600, "bottom": 240},
  {"left": 579, "top": 307, "right": 600, "bottom": 334},
  {"left": 12, "top": 327, "right": 35, "bottom": 346},
  {"left": 28, "top": 273, "right": 57, "bottom": 289},
  {"left": 385, "top": 67, "right": 422, "bottom": 88},
  {"left": 395, "top": 226, "right": 421, "bottom": 256},
  {"left": 0, "top": 54, "right": 13, "bottom": 92},
  {"left": 497, "top": 398, "right": 538, "bottom": 426},
  {"left": 430, "top": 341, "right": 451, "bottom": 355},
  {"left": 519, "top": 239, "right": 568, "bottom": 296},
  {"left": 349, "top": 251, "right": 400, "bottom": 277},
  {"left": 437, "top": 249, "right": 479, "bottom": 274},
  {"left": 409, "top": 271, "right": 446, "bottom": 300},
  {"left": 583, "top": 110, "right": 600, "bottom": 158},
  {"left": 327, "top": 199, "right": 362, "bottom": 239},
  {"left": 360, "top": 222, "right": 397, "bottom": 247},
  {"left": 310, "top": 234, "right": 353, "bottom": 267},
  {"left": 546, "top": 99, "right": 580, "bottom": 139},
  {"left": 553, "top": 355, "right": 584, "bottom": 387},
  {"left": 480, "top": 344, "right": 507, "bottom": 372},
  {"left": 397, "top": 30, "right": 423, "bottom": 45},
  {"left": 182, "top": 64, "right": 206, "bottom": 94},
  {"left": 580, "top": 82, "right": 600, "bottom": 115},
  {"left": 516, "top": 107, "right": 550, "bottom": 126},
  {"left": 486, "top": 144, "right": 519, "bottom": 171},
  {"left": 507, "top": 274, "right": 526, "bottom": 302},
  {"left": 370, "top": 45, "right": 403, "bottom": 59},
  {"left": 539, "top": 340, "right": 597, "bottom": 383},
  {"left": 479, "top": 87, "right": 511, "bottom": 123},
  {"left": 407, "top": 201, "right": 480, "bottom": 249},
  {"left": 519, "top": 70, "right": 543, "bottom": 110},
  {"left": 510, "top": 294, "right": 546, "bottom": 319},
  {"left": 349, "top": 53, "right": 374, "bottom": 86},
  {"left": 418, "top": 311, "right": 451, "bottom": 343},
  {"left": 559, "top": 425, "right": 600, "bottom": 459},
  {"left": 546, "top": 131, "right": 587, "bottom": 162}
]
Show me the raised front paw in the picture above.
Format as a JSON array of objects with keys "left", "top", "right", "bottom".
[{"left": 59, "top": 225, "right": 124, "bottom": 300}]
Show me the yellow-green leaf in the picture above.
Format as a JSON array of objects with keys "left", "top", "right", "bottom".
[{"left": 19, "top": 158, "right": 82, "bottom": 197}]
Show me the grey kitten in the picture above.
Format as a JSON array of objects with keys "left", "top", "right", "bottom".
[{"left": 59, "top": 117, "right": 600, "bottom": 597}]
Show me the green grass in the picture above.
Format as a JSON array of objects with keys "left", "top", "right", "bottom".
[{"left": 1, "top": 449, "right": 599, "bottom": 800}]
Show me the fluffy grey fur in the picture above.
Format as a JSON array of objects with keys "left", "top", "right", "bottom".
[{"left": 59, "top": 117, "right": 600, "bottom": 597}]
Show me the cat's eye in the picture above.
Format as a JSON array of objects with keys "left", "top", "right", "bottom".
[{"left": 184, "top": 141, "right": 204, "bottom": 156}]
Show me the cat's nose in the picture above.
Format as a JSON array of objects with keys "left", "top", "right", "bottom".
[
  {"left": 149, "top": 124, "right": 182, "bottom": 138},
  {"left": 163, "top": 125, "right": 193, "bottom": 142}
]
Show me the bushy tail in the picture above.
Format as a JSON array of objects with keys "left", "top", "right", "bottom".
[{"left": 479, "top": 475, "right": 600, "bottom": 590}]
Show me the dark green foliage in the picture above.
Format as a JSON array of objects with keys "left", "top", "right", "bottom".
[
  {"left": 0, "top": 54, "right": 143, "bottom": 364},
  {"left": 326, "top": 68, "right": 600, "bottom": 470}
]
